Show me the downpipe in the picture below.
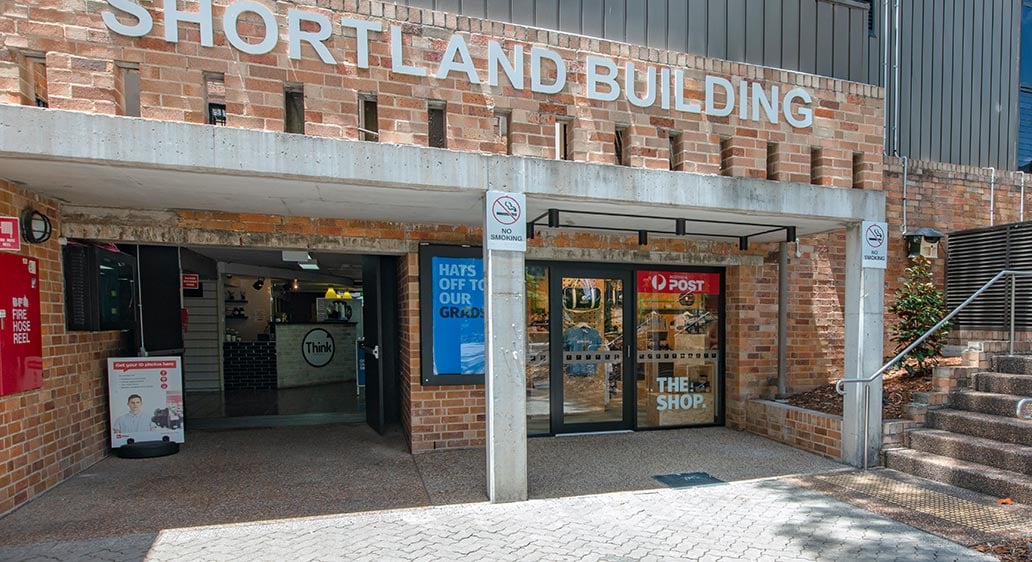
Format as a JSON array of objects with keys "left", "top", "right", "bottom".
[{"left": 988, "top": 167, "right": 996, "bottom": 226}]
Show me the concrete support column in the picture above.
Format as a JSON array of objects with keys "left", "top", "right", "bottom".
[
  {"left": 843, "top": 222, "right": 885, "bottom": 468},
  {"left": 483, "top": 247, "right": 528, "bottom": 502}
]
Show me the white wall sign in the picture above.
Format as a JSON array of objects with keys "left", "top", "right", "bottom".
[
  {"left": 107, "top": 357, "right": 185, "bottom": 447},
  {"left": 485, "top": 191, "right": 526, "bottom": 252},
  {"left": 861, "top": 220, "right": 888, "bottom": 270},
  {"left": 100, "top": 1, "right": 814, "bottom": 127}
]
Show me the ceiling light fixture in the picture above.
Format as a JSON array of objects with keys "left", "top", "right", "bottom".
[
  {"left": 252, "top": 277, "right": 265, "bottom": 290},
  {"left": 299, "top": 260, "right": 320, "bottom": 270}
]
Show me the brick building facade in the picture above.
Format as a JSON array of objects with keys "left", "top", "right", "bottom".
[{"left": 0, "top": 0, "right": 1025, "bottom": 510}]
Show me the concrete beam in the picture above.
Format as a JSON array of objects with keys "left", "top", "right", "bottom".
[{"left": 0, "top": 106, "right": 883, "bottom": 228}]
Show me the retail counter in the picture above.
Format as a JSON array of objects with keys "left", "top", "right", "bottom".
[{"left": 274, "top": 323, "right": 358, "bottom": 388}]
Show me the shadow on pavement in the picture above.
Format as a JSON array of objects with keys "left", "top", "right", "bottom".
[{"left": 0, "top": 424, "right": 845, "bottom": 547}]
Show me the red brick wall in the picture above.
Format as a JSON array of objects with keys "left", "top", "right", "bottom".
[
  {"left": 1, "top": 0, "right": 883, "bottom": 175},
  {"left": 0, "top": 180, "right": 129, "bottom": 516},
  {"left": 882, "top": 158, "right": 1030, "bottom": 348}
]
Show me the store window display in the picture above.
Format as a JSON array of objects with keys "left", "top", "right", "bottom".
[{"left": 635, "top": 271, "right": 722, "bottom": 427}]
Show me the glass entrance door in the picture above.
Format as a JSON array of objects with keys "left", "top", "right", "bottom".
[{"left": 550, "top": 267, "right": 632, "bottom": 433}]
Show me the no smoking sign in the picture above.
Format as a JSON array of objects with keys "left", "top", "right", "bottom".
[
  {"left": 861, "top": 220, "right": 888, "bottom": 270},
  {"left": 485, "top": 191, "right": 526, "bottom": 252}
]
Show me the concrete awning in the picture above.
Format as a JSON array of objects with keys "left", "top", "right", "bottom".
[{"left": 0, "top": 105, "right": 885, "bottom": 241}]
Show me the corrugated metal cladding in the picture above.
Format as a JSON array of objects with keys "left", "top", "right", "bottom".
[
  {"left": 395, "top": 0, "right": 873, "bottom": 83},
  {"left": 886, "top": 0, "right": 1020, "bottom": 169},
  {"left": 394, "top": 0, "right": 1021, "bottom": 170}
]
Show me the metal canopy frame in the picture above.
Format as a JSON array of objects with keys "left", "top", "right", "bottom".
[{"left": 526, "top": 208, "right": 798, "bottom": 250}]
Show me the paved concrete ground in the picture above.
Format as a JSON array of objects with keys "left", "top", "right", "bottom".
[
  {"left": 0, "top": 479, "right": 992, "bottom": 561},
  {"left": 0, "top": 424, "right": 1002, "bottom": 561}
]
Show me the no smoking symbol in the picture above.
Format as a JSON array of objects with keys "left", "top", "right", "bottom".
[
  {"left": 492, "top": 196, "right": 521, "bottom": 225},
  {"left": 866, "top": 224, "right": 885, "bottom": 248}
]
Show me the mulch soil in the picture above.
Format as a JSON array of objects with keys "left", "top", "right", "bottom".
[{"left": 783, "top": 357, "right": 962, "bottom": 419}]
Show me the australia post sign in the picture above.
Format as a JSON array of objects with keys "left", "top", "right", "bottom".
[{"left": 637, "top": 271, "right": 721, "bottom": 295}]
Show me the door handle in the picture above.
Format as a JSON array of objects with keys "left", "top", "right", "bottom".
[{"left": 370, "top": 344, "right": 380, "bottom": 360}]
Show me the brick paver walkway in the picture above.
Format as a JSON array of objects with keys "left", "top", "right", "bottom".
[{"left": 0, "top": 479, "right": 990, "bottom": 562}]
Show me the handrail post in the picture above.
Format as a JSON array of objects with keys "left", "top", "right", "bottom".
[
  {"left": 863, "top": 384, "right": 870, "bottom": 470},
  {"left": 1010, "top": 275, "right": 1016, "bottom": 356}
]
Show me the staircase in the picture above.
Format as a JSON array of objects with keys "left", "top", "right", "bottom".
[{"left": 884, "top": 353, "right": 1032, "bottom": 504}]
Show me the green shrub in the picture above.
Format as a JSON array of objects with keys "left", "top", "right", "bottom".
[{"left": 888, "top": 256, "right": 950, "bottom": 378}]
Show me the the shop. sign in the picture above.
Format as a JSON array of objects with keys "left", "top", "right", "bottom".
[{"left": 101, "top": 0, "right": 814, "bottom": 127}]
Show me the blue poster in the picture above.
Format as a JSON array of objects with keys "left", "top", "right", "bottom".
[{"left": 431, "top": 256, "right": 485, "bottom": 375}]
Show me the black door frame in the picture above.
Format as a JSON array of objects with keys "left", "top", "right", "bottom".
[
  {"left": 548, "top": 264, "right": 634, "bottom": 434},
  {"left": 531, "top": 260, "right": 727, "bottom": 435},
  {"left": 362, "top": 255, "right": 400, "bottom": 434}
]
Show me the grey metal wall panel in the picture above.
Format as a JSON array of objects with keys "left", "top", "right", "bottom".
[
  {"left": 961, "top": 1, "right": 976, "bottom": 166},
  {"left": 949, "top": 1, "right": 963, "bottom": 164},
  {"left": 782, "top": 0, "right": 801, "bottom": 74},
  {"left": 849, "top": 8, "right": 864, "bottom": 82},
  {"left": 485, "top": 0, "right": 511, "bottom": 22},
  {"left": 832, "top": 4, "right": 849, "bottom": 79},
  {"left": 582, "top": 0, "right": 604, "bottom": 38},
  {"left": 512, "top": 0, "right": 535, "bottom": 26},
  {"left": 988, "top": 0, "right": 1004, "bottom": 169},
  {"left": 978, "top": 0, "right": 992, "bottom": 166},
  {"left": 924, "top": 0, "right": 941, "bottom": 160},
  {"left": 725, "top": 0, "right": 746, "bottom": 63},
  {"left": 816, "top": 2, "right": 833, "bottom": 76},
  {"left": 684, "top": 0, "right": 707, "bottom": 55},
  {"left": 604, "top": 0, "right": 626, "bottom": 41},
  {"left": 939, "top": 4, "right": 954, "bottom": 165},
  {"left": 706, "top": 0, "right": 726, "bottom": 60},
  {"left": 435, "top": 0, "right": 460, "bottom": 13},
  {"left": 625, "top": 0, "right": 647, "bottom": 46},
  {"left": 744, "top": 1, "right": 764, "bottom": 66},
  {"left": 799, "top": 1, "right": 817, "bottom": 75},
  {"left": 462, "top": 0, "right": 486, "bottom": 18},
  {"left": 646, "top": 0, "right": 668, "bottom": 50},
  {"left": 558, "top": 0, "right": 582, "bottom": 34},
  {"left": 899, "top": 0, "right": 914, "bottom": 161},
  {"left": 1006, "top": 0, "right": 1021, "bottom": 169},
  {"left": 763, "top": 0, "right": 783, "bottom": 70},
  {"left": 407, "top": 0, "right": 433, "bottom": 8},
  {"left": 536, "top": 0, "right": 559, "bottom": 30}
]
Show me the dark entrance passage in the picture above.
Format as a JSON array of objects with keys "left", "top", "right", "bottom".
[{"left": 155, "top": 246, "right": 400, "bottom": 432}]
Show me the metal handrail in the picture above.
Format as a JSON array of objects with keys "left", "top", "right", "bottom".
[
  {"left": 836, "top": 269, "right": 1032, "bottom": 395},
  {"left": 834, "top": 269, "right": 1032, "bottom": 469},
  {"left": 1019, "top": 398, "right": 1032, "bottom": 420}
]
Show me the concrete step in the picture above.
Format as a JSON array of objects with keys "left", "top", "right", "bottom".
[
  {"left": 950, "top": 391, "right": 1030, "bottom": 417},
  {"left": 974, "top": 371, "right": 1032, "bottom": 396},
  {"left": 926, "top": 409, "right": 1032, "bottom": 446},
  {"left": 907, "top": 429, "right": 1032, "bottom": 475},
  {"left": 884, "top": 448, "right": 1032, "bottom": 504},
  {"left": 990, "top": 355, "right": 1032, "bottom": 376}
]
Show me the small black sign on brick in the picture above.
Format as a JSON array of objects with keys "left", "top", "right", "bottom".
[{"left": 653, "top": 472, "right": 726, "bottom": 489}]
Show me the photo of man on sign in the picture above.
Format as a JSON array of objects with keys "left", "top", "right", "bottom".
[{"left": 112, "top": 394, "right": 154, "bottom": 435}]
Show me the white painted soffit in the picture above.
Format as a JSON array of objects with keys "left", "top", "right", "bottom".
[{"left": 0, "top": 105, "right": 885, "bottom": 242}]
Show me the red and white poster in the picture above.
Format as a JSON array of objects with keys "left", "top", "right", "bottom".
[
  {"left": 0, "top": 217, "right": 19, "bottom": 251},
  {"left": 107, "top": 357, "right": 185, "bottom": 447},
  {"left": 0, "top": 253, "right": 42, "bottom": 395},
  {"left": 181, "top": 273, "right": 199, "bottom": 290},
  {"left": 636, "top": 271, "right": 721, "bottom": 295}
]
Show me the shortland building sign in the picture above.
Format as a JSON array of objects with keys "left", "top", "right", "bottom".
[{"left": 102, "top": 0, "right": 815, "bottom": 128}]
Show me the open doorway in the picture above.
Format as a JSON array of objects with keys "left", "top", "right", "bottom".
[{"left": 175, "top": 247, "right": 398, "bottom": 430}]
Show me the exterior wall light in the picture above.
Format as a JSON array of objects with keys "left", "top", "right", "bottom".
[{"left": 903, "top": 227, "right": 944, "bottom": 259}]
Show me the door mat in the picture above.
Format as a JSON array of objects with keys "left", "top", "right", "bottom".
[{"left": 653, "top": 472, "right": 726, "bottom": 488}]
